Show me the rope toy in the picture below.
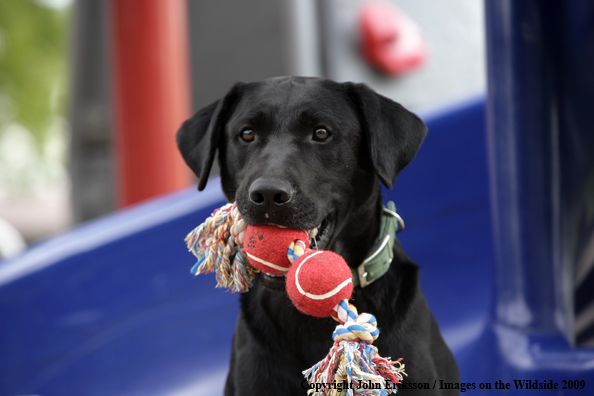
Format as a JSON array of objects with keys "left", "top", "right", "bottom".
[
  {"left": 184, "top": 203, "right": 406, "bottom": 394},
  {"left": 286, "top": 240, "right": 406, "bottom": 395}
]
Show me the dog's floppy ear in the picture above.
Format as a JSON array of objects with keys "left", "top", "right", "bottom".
[
  {"left": 346, "top": 82, "right": 427, "bottom": 189},
  {"left": 176, "top": 83, "right": 243, "bottom": 190}
]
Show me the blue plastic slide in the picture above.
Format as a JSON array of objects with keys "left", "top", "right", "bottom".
[{"left": 0, "top": 96, "right": 495, "bottom": 395}]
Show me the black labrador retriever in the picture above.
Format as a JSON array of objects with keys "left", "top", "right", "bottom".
[{"left": 177, "top": 76, "right": 459, "bottom": 395}]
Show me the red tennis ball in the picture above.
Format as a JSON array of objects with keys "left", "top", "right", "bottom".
[
  {"left": 243, "top": 225, "right": 308, "bottom": 276},
  {"left": 286, "top": 250, "right": 353, "bottom": 317}
]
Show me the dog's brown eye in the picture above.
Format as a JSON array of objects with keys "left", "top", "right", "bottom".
[
  {"left": 313, "top": 128, "right": 329, "bottom": 141},
  {"left": 241, "top": 129, "right": 255, "bottom": 142}
]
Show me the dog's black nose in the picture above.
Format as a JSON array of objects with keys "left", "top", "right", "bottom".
[{"left": 248, "top": 178, "right": 292, "bottom": 210}]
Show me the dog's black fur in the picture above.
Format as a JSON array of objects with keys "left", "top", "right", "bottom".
[{"left": 177, "top": 77, "right": 459, "bottom": 395}]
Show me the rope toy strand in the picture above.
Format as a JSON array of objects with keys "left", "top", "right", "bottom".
[{"left": 184, "top": 202, "right": 256, "bottom": 293}]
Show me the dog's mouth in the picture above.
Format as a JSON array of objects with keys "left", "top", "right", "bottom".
[
  {"left": 255, "top": 213, "right": 334, "bottom": 292},
  {"left": 308, "top": 214, "right": 333, "bottom": 251}
]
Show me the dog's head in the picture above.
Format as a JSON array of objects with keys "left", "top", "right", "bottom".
[{"left": 177, "top": 77, "right": 426, "bottom": 268}]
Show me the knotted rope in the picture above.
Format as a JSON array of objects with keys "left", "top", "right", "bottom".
[
  {"left": 332, "top": 302, "right": 379, "bottom": 344},
  {"left": 184, "top": 202, "right": 256, "bottom": 293},
  {"left": 303, "top": 300, "right": 406, "bottom": 395}
]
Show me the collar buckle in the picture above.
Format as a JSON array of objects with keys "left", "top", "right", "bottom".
[
  {"left": 351, "top": 201, "right": 403, "bottom": 288},
  {"left": 357, "top": 234, "right": 392, "bottom": 287}
]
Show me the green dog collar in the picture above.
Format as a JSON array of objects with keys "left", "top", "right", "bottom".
[{"left": 351, "top": 201, "right": 404, "bottom": 288}]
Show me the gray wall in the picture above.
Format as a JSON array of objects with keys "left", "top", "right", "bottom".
[{"left": 68, "top": 0, "right": 485, "bottom": 221}]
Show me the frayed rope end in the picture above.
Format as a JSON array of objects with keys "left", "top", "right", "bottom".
[
  {"left": 303, "top": 299, "right": 407, "bottom": 395},
  {"left": 185, "top": 203, "right": 256, "bottom": 293}
]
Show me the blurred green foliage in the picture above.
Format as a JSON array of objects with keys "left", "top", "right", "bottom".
[{"left": 0, "top": 0, "right": 70, "bottom": 150}]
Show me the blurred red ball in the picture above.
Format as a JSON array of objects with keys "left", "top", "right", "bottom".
[
  {"left": 243, "top": 224, "right": 308, "bottom": 276},
  {"left": 286, "top": 250, "right": 353, "bottom": 317}
]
